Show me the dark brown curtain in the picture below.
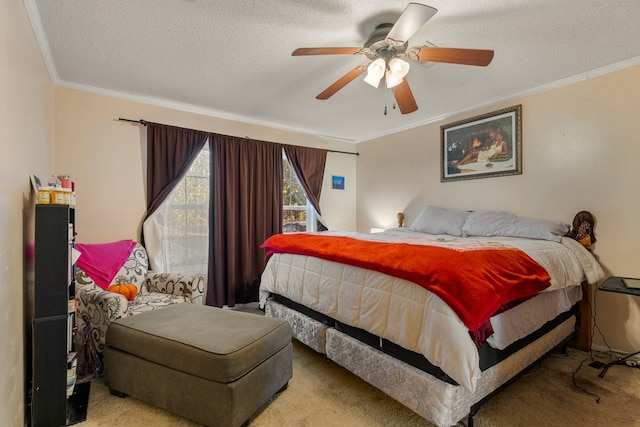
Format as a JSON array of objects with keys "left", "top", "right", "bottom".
[
  {"left": 283, "top": 145, "right": 328, "bottom": 231},
  {"left": 143, "top": 123, "right": 208, "bottom": 244},
  {"left": 207, "top": 135, "right": 283, "bottom": 307}
]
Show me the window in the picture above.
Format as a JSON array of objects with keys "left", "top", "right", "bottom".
[
  {"left": 283, "top": 153, "right": 316, "bottom": 233},
  {"left": 155, "top": 145, "right": 210, "bottom": 274},
  {"left": 147, "top": 147, "right": 315, "bottom": 273}
]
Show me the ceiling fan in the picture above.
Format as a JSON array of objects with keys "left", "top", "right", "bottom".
[{"left": 292, "top": 3, "right": 494, "bottom": 114}]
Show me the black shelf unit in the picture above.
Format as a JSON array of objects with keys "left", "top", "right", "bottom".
[{"left": 30, "top": 204, "right": 76, "bottom": 427}]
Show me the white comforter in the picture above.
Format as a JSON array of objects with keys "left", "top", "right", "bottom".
[{"left": 259, "top": 230, "right": 604, "bottom": 392}]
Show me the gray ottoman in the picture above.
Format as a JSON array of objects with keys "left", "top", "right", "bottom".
[{"left": 104, "top": 303, "right": 292, "bottom": 427}]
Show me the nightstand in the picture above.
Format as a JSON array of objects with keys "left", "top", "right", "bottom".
[{"left": 597, "top": 276, "right": 640, "bottom": 378}]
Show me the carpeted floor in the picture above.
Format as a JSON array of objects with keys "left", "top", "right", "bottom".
[{"left": 80, "top": 338, "right": 640, "bottom": 427}]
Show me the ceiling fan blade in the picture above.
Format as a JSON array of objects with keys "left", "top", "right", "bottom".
[
  {"left": 316, "top": 65, "right": 367, "bottom": 100},
  {"left": 292, "top": 47, "right": 362, "bottom": 56},
  {"left": 385, "top": 3, "right": 438, "bottom": 46},
  {"left": 392, "top": 79, "right": 418, "bottom": 114},
  {"left": 416, "top": 47, "right": 495, "bottom": 66}
]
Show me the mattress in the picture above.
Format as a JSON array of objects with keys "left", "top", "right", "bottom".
[
  {"left": 487, "top": 284, "right": 581, "bottom": 350},
  {"left": 259, "top": 230, "right": 604, "bottom": 392}
]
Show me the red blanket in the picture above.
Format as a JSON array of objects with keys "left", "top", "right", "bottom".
[{"left": 262, "top": 234, "right": 551, "bottom": 332}]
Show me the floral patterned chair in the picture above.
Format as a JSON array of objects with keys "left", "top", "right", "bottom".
[{"left": 75, "top": 243, "right": 205, "bottom": 375}]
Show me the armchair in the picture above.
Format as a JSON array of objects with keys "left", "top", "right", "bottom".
[{"left": 75, "top": 243, "right": 205, "bottom": 374}]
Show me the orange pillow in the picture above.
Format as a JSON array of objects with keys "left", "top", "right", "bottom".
[{"left": 106, "top": 283, "right": 138, "bottom": 301}]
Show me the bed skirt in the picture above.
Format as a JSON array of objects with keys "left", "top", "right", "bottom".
[
  {"left": 265, "top": 298, "right": 575, "bottom": 427},
  {"left": 264, "top": 296, "right": 329, "bottom": 354}
]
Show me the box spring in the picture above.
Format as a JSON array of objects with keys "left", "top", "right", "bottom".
[
  {"left": 270, "top": 293, "right": 576, "bottom": 384},
  {"left": 266, "top": 295, "right": 576, "bottom": 426}
]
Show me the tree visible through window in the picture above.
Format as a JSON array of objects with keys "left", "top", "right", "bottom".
[
  {"left": 161, "top": 145, "right": 210, "bottom": 273},
  {"left": 154, "top": 148, "right": 314, "bottom": 274},
  {"left": 283, "top": 153, "right": 316, "bottom": 233}
]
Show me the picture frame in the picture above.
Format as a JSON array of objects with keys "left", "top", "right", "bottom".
[
  {"left": 30, "top": 175, "right": 42, "bottom": 193},
  {"left": 441, "top": 104, "right": 522, "bottom": 182},
  {"left": 331, "top": 175, "right": 345, "bottom": 190}
]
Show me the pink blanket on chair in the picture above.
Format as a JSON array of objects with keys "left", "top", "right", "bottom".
[{"left": 76, "top": 240, "right": 137, "bottom": 289}]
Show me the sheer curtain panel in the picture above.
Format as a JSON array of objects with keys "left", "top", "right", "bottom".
[
  {"left": 143, "top": 146, "right": 210, "bottom": 273},
  {"left": 142, "top": 123, "right": 208, "bottom": 270}
]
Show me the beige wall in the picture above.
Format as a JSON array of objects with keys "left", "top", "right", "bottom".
[
  {"left": 356, "top": 65, "right": 640, "bottom": 355},
  {"left": 53, "top": 88, "right": 358, "bottom": 244},
  {"left": 3, "top": 6, "right": 356, "bottom": 421},
  {"left": 7, "top": 2, "right": 639, "bottom": 423},
  {"left": 1, "top": 1, "right": 55, "bottom": 425}
]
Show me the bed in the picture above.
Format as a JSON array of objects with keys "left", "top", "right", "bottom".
[{"left": 258, "top": 207, "right": 604, "bottom": 426}]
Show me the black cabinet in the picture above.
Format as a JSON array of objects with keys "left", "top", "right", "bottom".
[
  {"left": 32, "top": 317, "right": 68, "bottom": 425},
  {"left": 31, "top": 205, "right": 75, "bottom": 426}
]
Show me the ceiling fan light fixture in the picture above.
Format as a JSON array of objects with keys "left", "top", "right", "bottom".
[
  {"left": 388, "top": 58, "right": 410, "bottom": 78},
  {"left": 364, "top": 58, "right": 385, "bottom": 88},
  {"left": 364, "top": 73, "right": 382, "bottom": 88},
  {"left": 385, "top": 70, "right": 403, "bottom": 89}
]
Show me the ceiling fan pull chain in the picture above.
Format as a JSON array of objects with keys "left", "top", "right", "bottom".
[
  {"left": 385, "top": 84, "right": 393, "bottom": 115},
  {"left": 382, "top": 89, "right": 396, "bottom": 116},
  {"left": 383, "top": 85, "right": 388, "bottom": 115}
]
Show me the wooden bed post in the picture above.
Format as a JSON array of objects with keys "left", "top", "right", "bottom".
[
  {"left": 568, "top": 211, "right": 596, "bottom": 352},
  {"left": 573, "top": 281, "right": 592, "bottom": 351}
]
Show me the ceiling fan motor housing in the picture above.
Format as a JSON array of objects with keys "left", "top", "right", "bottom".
[{"left": 364, "top": 23, "right": 407, "bottom": 61}]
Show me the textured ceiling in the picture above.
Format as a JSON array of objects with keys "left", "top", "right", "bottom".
[{"left": 26, "top": 0, "right": 640, "bottom": 143}]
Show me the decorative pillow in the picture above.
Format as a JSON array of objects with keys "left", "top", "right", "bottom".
[
  {"left": 461, "top": 210, "right": 570, "bottom": 242},
  {"left": 106, "top": 283, "right": 138, "bottom": 301},
  {"left": 409, "top": 205, "right": 470, "bottom": 237}
]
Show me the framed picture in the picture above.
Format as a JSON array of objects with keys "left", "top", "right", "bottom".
[
  {"left": 30, "top": 175, "right": 42, "bottom": 193},
  {"left": 331, "top": 175, "right": 345, "bottom": 190},
  {"left": 441, "top": 105, "right": 522, "bottom": 182}
]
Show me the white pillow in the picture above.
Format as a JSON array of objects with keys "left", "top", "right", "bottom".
[
  {"left": 461, "top": 210, "right": 570, "bottom": 242},
  {"left": 409, "top": 205, "right": 470, "bottom": 237}
]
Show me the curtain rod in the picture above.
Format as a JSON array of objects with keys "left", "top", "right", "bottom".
[
  {"left": 117, "top": 117, "right": 359, "bottom": 156},
  {"left": 119, "top": 118, "right": 148, "bottom": 125},
  {"left": 326, "top": 149, "right": 359, "bottom": 156}
]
